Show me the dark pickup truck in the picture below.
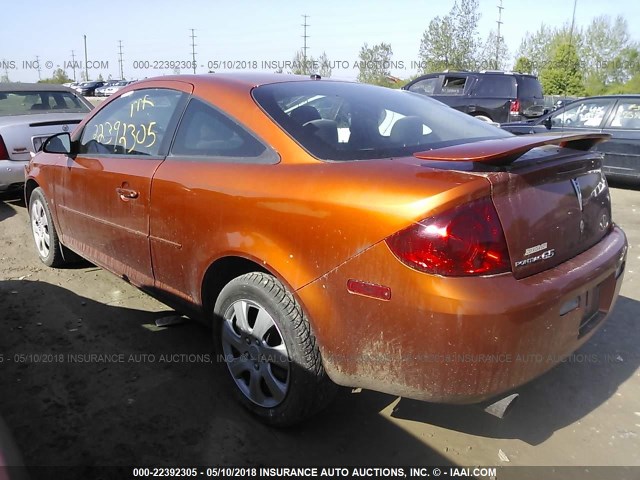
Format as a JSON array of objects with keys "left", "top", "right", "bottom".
[
  {"left": 403, "top": 71, "right": 546, "bottom": 124},
  {"left": 501, "top": 95, "right": 640, "bottom": 184}
]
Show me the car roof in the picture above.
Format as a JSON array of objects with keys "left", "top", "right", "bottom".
[
  {"left": 580, "top": 94, "right": 640, "bottom": 100},
  {"left": 414, "top": 71, "right": 537, "bottom": 78},
  {"left": 0, "top": 83, "right": 76, "bottom": 92},
  {"left": 137, "top": 73, "right": 333, "bottom": 90}
]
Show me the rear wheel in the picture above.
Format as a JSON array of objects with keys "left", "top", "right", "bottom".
[
  {"left": 29, "top": 188, "right": 66, "bottom": 267},
  {"left": 214, "top": 272, "right": 336, "bottom": 426}
]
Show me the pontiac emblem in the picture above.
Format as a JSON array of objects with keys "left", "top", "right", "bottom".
[{"left": 599, "top": 213, "right": 609, "bottom": 231}]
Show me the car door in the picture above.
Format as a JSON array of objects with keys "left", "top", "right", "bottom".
[
  {"left": 148, "top": 97, "right": 279, "bottom": 304},
  {"left": 547, "top": 97, "right": 616, "bottom": 134},
  {"left": 432, "top": 74, "right": 472, "bottom": 114},
  {"left": 58, "top": 83, "right": 191, "bottom": 287},
  {"left": 599, "top": 97, "right": 640, "bottom": 181},
  {"left": 468, "top": 75, "right": 515, "bottom": 122}
]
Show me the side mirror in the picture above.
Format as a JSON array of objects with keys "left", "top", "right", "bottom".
[
  {"left": 42, "top": 132, "right": 73, "bottom": 155},
  {"left": 543, "top": 116, "right": 552, "bottom": 130}
]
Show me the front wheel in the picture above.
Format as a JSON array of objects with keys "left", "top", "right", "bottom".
[
  {"left": 214, "top": 272, "right": 336, "bottom": 426},
  {"left": 29, "top": 187, "right": 66, "bottom": 267}
]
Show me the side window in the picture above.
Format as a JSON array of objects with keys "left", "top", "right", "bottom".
[
  {"left": 171, "top": 99, "right": 277, "bottom": 163},
  {"left": 551, "top": 99, "right": 612, "bottom": 128},
  {"left": 408, "top": 77, "right": 440, "bottom": 95},
  {"left": 473, "top": 76, "right": 517, "bottom": 98},
  {"left": 440, "top": 76, "right": 467, "bottom": 95},
  {"left": 79, "top": 89, "right": 185, "bottom": 156},
  {"left": 608, "top": 100, "right": 640, "bottom": 129}
]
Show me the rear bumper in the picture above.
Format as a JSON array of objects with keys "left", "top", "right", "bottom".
[
  {"left": 0, "top": 160, "right": 28, "bottom": 191},
  {"left": 298, "top": 226, "right": 627, "bottom": 403}
]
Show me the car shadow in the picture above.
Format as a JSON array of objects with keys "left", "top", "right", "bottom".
[
  {"left": 0, "top": 191, "right": 23, "bottom": 222},
  {"left": 389, "top": 295, "right": 639, "bottom": 446},
  {"left": 0, "top": 280, "right": 455, "bottom": 476},
  {"left": 608, "top": 179, "right": 640, "bottom": 191}
]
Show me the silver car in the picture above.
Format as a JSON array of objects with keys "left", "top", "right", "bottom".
[
  {"left": 0, "top": 83, "right": 92, "bottom": 192},
  {"left": 101, "top": 80, "right": 131, "bottom": 96}
]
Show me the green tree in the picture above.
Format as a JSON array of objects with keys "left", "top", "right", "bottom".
[
  {"left": 477, "top": 30, "right": 509, "bottom": 70},
  {"left": 96, "top": 73, "right": 104, "bottom": 82},
  {"left": 514, "top": 56, "right": 534, "bottom": 74},
  {"left": 290, "top": 50, "right": 315, "bottom": 75},
  {"left": 418, "top": 0, "right": 481, "bottom": 72},
  {"left": 318, "top": 51, "right": 332, "bottom": 78},
  {"left": 539, "top": 41, "right": 585, "bottom": 95},
  {"left": 583, "top": 15, "right": 632, "bottom": 85},
  {"left": 515, "top": 24, "right": 578, "bottom": 75},
  {"left": 356, "top": 42, "right": 394, "bottom": 86},
  {"left": 38, "top": 68, "right": 72, "bottom": 84}
]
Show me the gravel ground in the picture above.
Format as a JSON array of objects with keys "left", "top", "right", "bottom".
[{"left": 0, "top": 183, "right": 639, "bottom": 480}]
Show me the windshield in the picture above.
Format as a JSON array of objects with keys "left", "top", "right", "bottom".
[
  {"left": 0, "top": 91, "right": 91, "bottom": 115},
  {"left": 253, "top": 81, "right": 511, "bottom": 161}
]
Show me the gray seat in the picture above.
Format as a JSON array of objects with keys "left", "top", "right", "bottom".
[
  {"left": 303, "top": 119, "right": 338, "bottom": 148},
  {"left": 390, "top": 116, "right": 424, "bottom": 146},
  {"left": 290, "top": 105, "right": 321, "bottom": 125}
]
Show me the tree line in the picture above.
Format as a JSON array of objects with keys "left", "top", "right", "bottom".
[
  {"left": 302, "top": 0, "right": 639, "bottom": 95},
  {"left": 4, "top": 0, "right": 639, "bottom": 95}
]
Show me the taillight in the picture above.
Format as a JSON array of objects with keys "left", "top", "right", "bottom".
[
  {"left": 0, "top": 135, "right": 8, "bottom": 160},
  {"left": 510, "top": 100, "right": 520, "bottom": 115},
  {"left": 385, "top": 197, "right": 511, "bottom": 276}
]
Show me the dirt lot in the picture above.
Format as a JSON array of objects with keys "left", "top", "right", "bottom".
[{"left": 0, "top": 184, "right": 639, "bottom": 479}]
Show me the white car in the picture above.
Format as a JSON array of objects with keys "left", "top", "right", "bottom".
[
  {"left": 0, "top": 84, "right": 93, "bottom": 192},
  {"left": 101, "top": 80, "right": 131, "bottom": 96}
]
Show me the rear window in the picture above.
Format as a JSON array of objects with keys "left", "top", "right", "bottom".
[
  {"left": 517, "top": 77, "right": 543, "bottom": 99},
  {"left": 473, "top": 76, "right": 516, "bottom": 98},
  {"left": 252, "top": 81, "right": 511, "bottom": 161},
  {"left": 0, "top": 91, "right": 90, "bottom": 115}
]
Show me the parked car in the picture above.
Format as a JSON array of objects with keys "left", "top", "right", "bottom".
[
  {"left": 76, "top": 81, "right": 106, "bottom": 97},
  {"left": 403, "top": 71, "right": 546, "bottom": 124},
  {"left": 26, "top": 74, "right": 627, "bottom": 426},
  {"left": 0, "top": 83, "right": 92, "bottom": 192},
  {"left": 100, "top": 80, "right": 130, "bottom": 97},
  {"left": 94, "top": 80, "right": 125, "bottom": 97},
  {"left": 501, "top": 95, "right": 640, "bottom": 183}
]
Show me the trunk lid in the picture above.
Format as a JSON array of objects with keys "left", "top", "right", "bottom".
[
  {"left": 413, "top": 133, "right": 612, "bottom": 279},
  {"left": 0, "top": 113, "right": 84, "bottom": 161},
  {"left": 488, "top": 151, "right": 610, "bottom": 279}
]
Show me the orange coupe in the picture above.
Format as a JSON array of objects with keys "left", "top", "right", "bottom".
[{"left": 26, "top": 74, "right": 627, "bottom": 425}]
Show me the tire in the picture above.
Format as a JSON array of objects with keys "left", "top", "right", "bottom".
[
  {"left": 29, "top": 187, "right": 66, "bottom": 267},
  {"left": 214, "top": 272, "right": 336, "bottom": 426}
]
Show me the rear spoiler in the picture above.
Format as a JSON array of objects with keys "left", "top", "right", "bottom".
[{"left": 414, "top": 133, "right": 610, "bottom": 166}]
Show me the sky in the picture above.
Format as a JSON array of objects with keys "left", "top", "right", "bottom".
[{"left": 2, "top": 0, "right": 640, "bottom": 83}]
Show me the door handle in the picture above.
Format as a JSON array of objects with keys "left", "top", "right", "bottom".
[{"left": 116, "top": 187, "right": 139, "bottom": 201}]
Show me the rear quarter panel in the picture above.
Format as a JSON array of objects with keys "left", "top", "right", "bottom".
[{"left": 149, "top": 156, "right": 491, "bottom": 308}]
